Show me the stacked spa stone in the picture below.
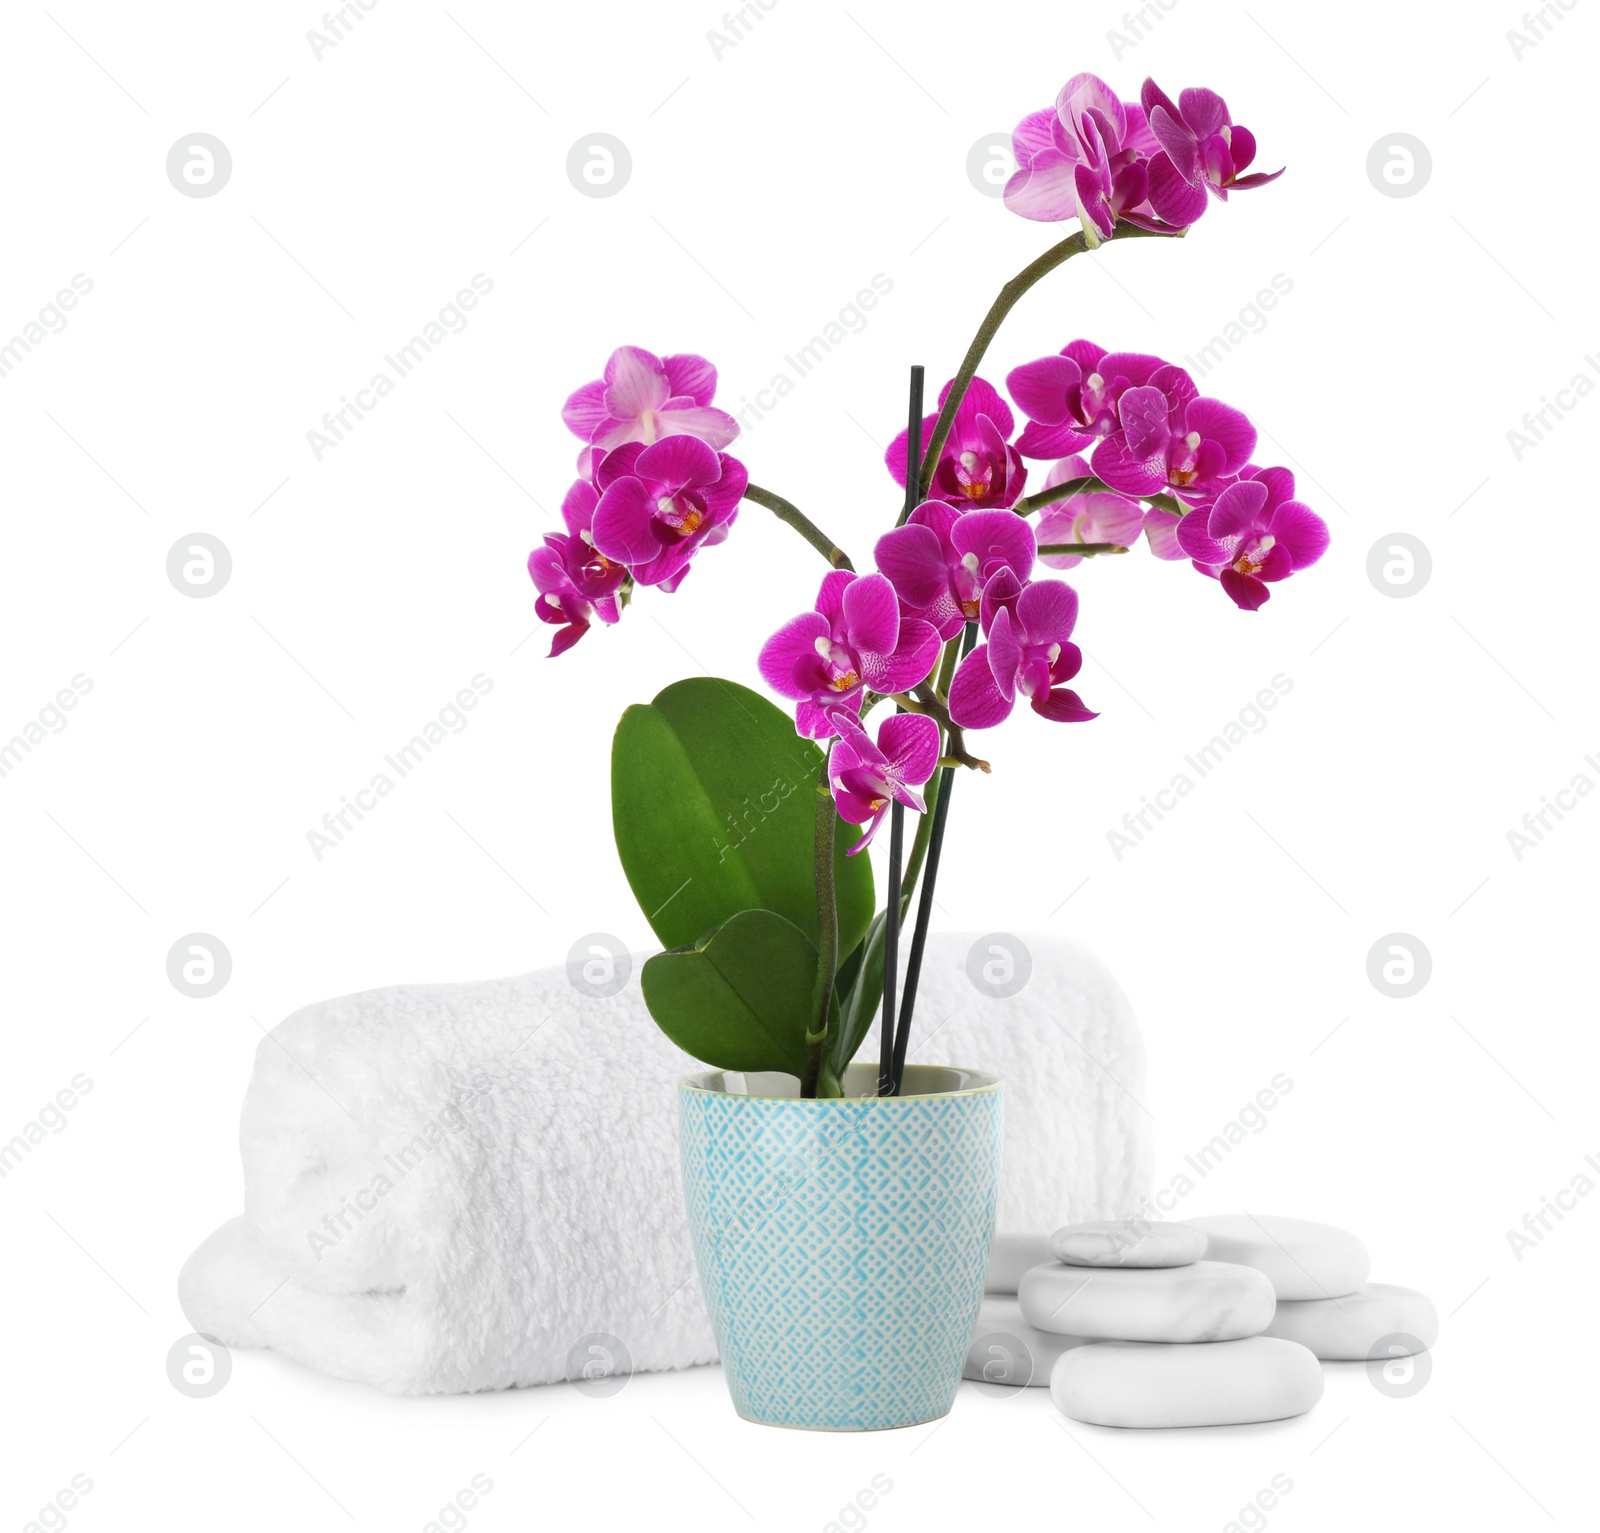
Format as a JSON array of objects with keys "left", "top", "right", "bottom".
[{"left": 966, "top": 1215, "right": 1438, "bottom": 1428}]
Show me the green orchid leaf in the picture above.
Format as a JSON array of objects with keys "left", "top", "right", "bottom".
[
  {"left": 641, "top": 909, "right": 838, "bottom": 1078},
  {"left": 612, "top": 677, "right": 873, "bottom": 956}
]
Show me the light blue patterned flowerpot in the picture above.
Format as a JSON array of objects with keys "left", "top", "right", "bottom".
[{"left": 679, "top": 1063, "right": 1003, "bottom": 1431}]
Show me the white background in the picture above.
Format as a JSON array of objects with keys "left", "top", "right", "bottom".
[{"left": 2, "top": 0, "right": 1594, "bottom": 1528}]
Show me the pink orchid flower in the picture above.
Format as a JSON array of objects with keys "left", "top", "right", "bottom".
[
  {"left": 948, "top": 571, "right": 1097, "bottom": 728},
  {"left": 1003, "top": 73, "right": 1194, "bottom": 241},
  {"left": 591, "top": 437, "right": 746, "bottom": 592},
  {"left": 759, "top": 571, "right": 942, "bottom": 739},
  {"left": 1140, "top": 79, "right": 1284, "bottom": 229},
  {"left": 874, "top": 505, "right": 1036, "bottom": 640},
  {"left": 1174, "top": 467, "right": 1329, "bottom": 610},
  {"left": 562, "top": 346, "right": 739, "bottom": 473},
  {"left": 1092, "top": 364, "right": 1255, "bottom": 505},
  {"left": 1034, "top": 456, "right": 1147, "bottom": 569},
  {"left": 828, "top": 713, "right": 941, "bottom": 855},
  {"left": 1008, "top": 341, "right": 1166, "bottom": 460},
  {"left": 886, "top": 377, "right": 1027, "bottom": 510},
  {"left": 527, "top": 480, "right": 627, "bottom": 657}
]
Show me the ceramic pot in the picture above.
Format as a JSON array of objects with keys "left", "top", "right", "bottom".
[{"left": 678, "top": 1062, "right": 1003, "bottom": 1431}]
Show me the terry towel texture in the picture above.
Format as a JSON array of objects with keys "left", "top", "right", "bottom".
[{"left": 179, "top": 932, "right": 1151, "bottom": 1394}]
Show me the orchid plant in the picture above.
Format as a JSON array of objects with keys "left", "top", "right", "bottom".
[{"left": 530, "top": 72, "right": 1326, "bottom": 1099}]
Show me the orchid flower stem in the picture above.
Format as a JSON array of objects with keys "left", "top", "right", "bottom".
[
  {"left": 933, "top": 632, "right": 961, "bottom": 703},
  {"left": 744, "top": 483, "right": 855, "bottom": 571},
  {"left": 801, "top": 756, "right": 838, "bottom": 1099},
  {"left": 1037, "top": 543, "right": 1128, "bottom": 557},
  {"left": 1015, "top": 475, "right": 1112, "bottom": 513},
  {"left": 1015, "top": 475, "right": 1185, "bottom": 519},
  {"left": 890, "top": 622, "right": 979, "bottom": 1093},
  {"left": 910, "top": 220, "right": 1182, "bottom": 510}
]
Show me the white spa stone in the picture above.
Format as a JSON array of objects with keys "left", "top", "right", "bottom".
[
  {"left": 964, "top": 1296, "right": 1092, "bottom": 1386},
  {"left": 1183, "top": 1214, "right": 1370, "bottom": 1301},
  {"left": 1050, "top": 1220, "right": 1208, "bottom": 1268},
  {"left": 1050, "top": 1337, "right": 1324, "bottom": 1428},
  {"left": 1018, "top": 1259, "right": 1275, "bottom": 1343},
  {"left": 985, "top": 1232, "right": 1055, "bottom": 1294},
  {"left": 1263, "top": 1282, "right": 1439, "bottom": 1360}
]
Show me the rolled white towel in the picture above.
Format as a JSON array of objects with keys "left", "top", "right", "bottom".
[{"left": 179, "top": 932, "right": 1151, "bottom": 1394}]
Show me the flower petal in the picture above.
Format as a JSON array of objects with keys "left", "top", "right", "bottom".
[
  {"left": 1032, "top": 687, "right": 1098, "bottom": 723},
  {"left": 1018, "top": 418, "right": 1095, "bottom": 460},
  {"left": 878, "top": 712, "right": 940, "bottom": 786},
  {"left": 814, "top": 568, "right": 856, "bottom": 628},
  {"left": 662, "top": 353, "right": 717, "bottom": 407},
  {"left": 952, "top": 509, "right": 1036, "bottom": 583},
  {"left": 561, "top": 379, "right": 610, "bottom": 442},
  {"left": 654, "top": 401, "right": 740, "bottom": 450},
  {"left": 948, "top": 645, "right": 1014, "bottom": 729},
  {"left": 1146, "top": 150, "right": 1210, "bottom": 225},
  {"left": 1142, "top": 508, "right": 1186, "bottom": 560},
  {"left": 1187, "top": 397, "right": 1257, "bottom": 471},
  {"left": 1176, "top": 510, "right": 1232, "bottom": 565},
  {"left": 548, "top": 620, "right": 589, "bottom": 658},
  {"left": 561, "top": 478, "right": 598, "bottom": 536},
  {"left": 1116, "top": 385, "right": 1172, "bottom": 461},
  {"left": 1012, "top": 106, "right": 1060, "bottom": 168},
  {"left": 635, "top": 433, "right": 721, "bottom": 490},
  {"left": 885, "top": 413, "right": 938, "bottom": 487},
  {"left": 591, "top": 478, "right": 661, "bottom": 565},
  {"left": 979, "top": 567, "right": 1023, "bottom": 635},
  {"left": 1265, "top": 501, "right": 1330, "bottom": 569},
  {"left": 875, "top": 524, "right": 949, "bottom": 609},
  {"left": 986, "top": 605, "right": 1022, "bottom": 699},
  {"left": 1206, "top": 478, "right": 1270, "bottom": 540},
  {"left": 1219, "top": 567, "right": 1271, "bottom": 610},
  {"left": 594, "top": 441, "right": 645, "bottom": 491},
  {"left": 1092, "top": 431, "right": 1168, "bottom": 499},
  {"left": 841, "top": 572, "right": 901, "bottom": 656},
  {"left": 1057, "top": 72, "right": 1126, "bottom": 147},
  {"left": 758, "top": 612, "right": 829, "bottom": 700},
  {"left": 1178, "top": 86, "right": 1230, "bottom": 140},
  {"left": 1004, "top": 152, "right": 1081, "bottom": 222},
  {"left": 953, "top": 376, "right": 1016, "bottom": 439},
  {"left": 602, "top": 346, "right": 668, "bottom": 419},
  {"left": 1017, "top": 578, "right": 1080, "bottom": 644},
  {"left": 1006, "top": 355, "right": 1082, "bottom": 426},
  {"left": 864, "top": 618, "right": 941, "bottom": 695}
]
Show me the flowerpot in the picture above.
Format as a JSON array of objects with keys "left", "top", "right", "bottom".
[{"left": 678, "top": 1062, "right": 1003, "bottom": 1431}]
